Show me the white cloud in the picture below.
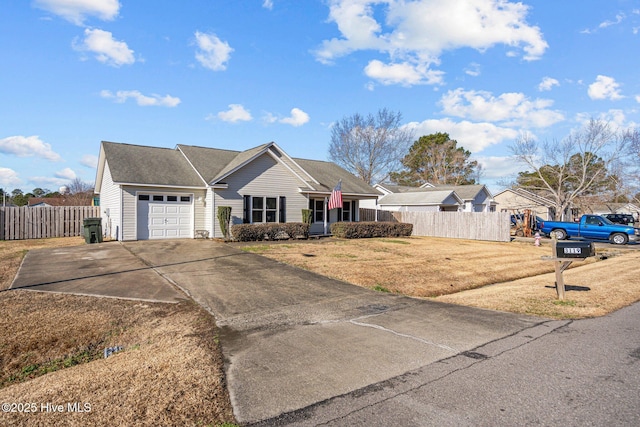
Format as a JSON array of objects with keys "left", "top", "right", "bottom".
[
  {"left": 194, "top": 31, "right": 233, "bottom": 71},
  {"left": 29, "top": 176, "right": 74, "bottom": 187},
  {"left": 315, "top": 0, "right": 547, "bottom": 86},
  {"left": 0, "top": 135, "right": 62, "bottom": 161},
  {"left": 0, "top": 167, "right": 22, "bottom": 187},
  {"left": 101, "top": 90, "right": 181, "bottom": 107},
  {"left": 262, "top": 0, "right": 274, "bottom": 10},
  {"left": 55, "top": 167, "right": 77, "bottom": 180},
  {"left": 74, "top": 28, "right": 135, "bottom": 67},
  {"left": 80, "top": 154, "right": 99, "bottom": 168},
  {"left": 439, "top": 88, "right": 565, "bottom": 128},
  {"left": 403, "top": 118, "right": 519, "bottom": 153},
  {"left": 364, "top": 60, "right": 444, "bottom": 86},
  {"left": 599, "top": 13, "right": 625, "bottom": 29},
  {"left": 279, "top": 108, "right": 310, "bottom": 127},
  {"left": 588, "top": 75, "right": 624, "bottom": 100},
  {"left": 474, "top": 155, "right": 524, "bottom": 180},
  {"left": 465, "top": 62, "right": 481, "bottom": 77},
  {"left": 636, "top": 95, "right": 640, "bottom": 103},
  {"left": 538, "top": 77, "right": 559, "bottom": 91},
  {"left": 34, "top": 0, "right": 120, "bottom": 25},
  {"left": 217, "top": 104, "right": 253, "bottom": 123}
]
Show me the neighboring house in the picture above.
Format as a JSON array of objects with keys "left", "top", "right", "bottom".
[
  {"left": 584, "top": 202, "right": 640, "bottom": 220},
  {"left": 377, "top": 190, "right": 462, "bottom": 212},
  {"left": 361, "top": 182, "right": 495, "bottom": 212},
  {"left": 28, "top": 197, "right": 92, "bottom": 207},
  {"left": 422, "top": 184, "right": 496, "bottom": 212},
  {"left": 494, "top": 188, "right": 558, "bottom": 220},
  {"left": 494, "top": 188, "right": 586, "bottom": 220},
  {"left": 94, "top": 141, "right": 379, "bottom": 240}
]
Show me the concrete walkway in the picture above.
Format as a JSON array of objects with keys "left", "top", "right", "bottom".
[{"left": 122, "top": 240, "right": 552, "bottom": 424}]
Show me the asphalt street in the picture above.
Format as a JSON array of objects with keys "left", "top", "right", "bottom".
[{"left": 251, "top": 301, "right": 640, "bottom": 426}]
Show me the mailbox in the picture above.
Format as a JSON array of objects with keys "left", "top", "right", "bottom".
[{"left": 555, "top": 241, "right": 595, "bottom": 258}]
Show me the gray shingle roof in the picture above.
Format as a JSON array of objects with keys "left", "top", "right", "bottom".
[
  {"left": 378, "top": 191, "right": 460, "bottom": 206},
  {"left": 427, "top": 184, "right": 489, "bottom": 200},
  {"left": 101, "top": 141, "right": 379, "bottom": 196},
  {"left": 102, "top": 141, "right": 205, "bottom": 187},
  {"left": 294, "top": 158, "right": 380, "bottom": 195}
]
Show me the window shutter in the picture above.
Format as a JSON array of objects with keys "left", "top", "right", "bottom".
[
  {"left": 243, "top": 195, "right": 251, "bottom": 223},
  {"left": 352, "top": 200, "right": 357, "bottom": 221},
  {"left": 279, "top": 196, "right": 286, "bottom": 223}
]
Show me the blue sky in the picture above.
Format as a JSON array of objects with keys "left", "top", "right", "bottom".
[{"left": 2, "top": 0, "right": 640, "bottom": 194}]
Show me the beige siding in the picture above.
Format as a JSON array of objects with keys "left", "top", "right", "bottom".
[
  {"left": 99, "top": 161, "right": 122, "bottom": 240},
  {"left": 121, "top": 187, "right": 137, "bottom": 241},
  {"left": 193, "top": 190, "right": 206, "bottom": 230},
  {"left": 213, "top": 153, "right": 308, "bottom": 237}
]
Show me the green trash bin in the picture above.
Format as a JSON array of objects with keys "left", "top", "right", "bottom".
[{"left": 83, "top": 217, "right": 103, "bottom": 244}]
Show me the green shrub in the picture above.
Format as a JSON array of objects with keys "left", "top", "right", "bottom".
[
  {"left": 301, "top": 209, "right": 313, "bottom": 225},
  {"left": 231, "top": 223, "right": 310, "bottom": 242},
  {"left": 217, "top": 206, "right": 232, "bottom": 240},
  {"left": 330, "top": 221, "right": 413, "bottom": 239}
]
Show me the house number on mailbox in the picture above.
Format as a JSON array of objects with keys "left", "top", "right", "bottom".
[{"left": 563, "top": 247, "right": 581, "bottom": 254}]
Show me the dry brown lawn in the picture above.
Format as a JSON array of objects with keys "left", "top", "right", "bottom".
[
  {"left": 240, "top": 236, "right": 640, "bottom": 319},
  {"left": 0, "top": 238, "right": 236, "bottom": 427}
]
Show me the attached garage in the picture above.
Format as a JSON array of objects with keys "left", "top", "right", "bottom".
[{"left": 137, "top": 193, "right": 193, "bottom": 239}]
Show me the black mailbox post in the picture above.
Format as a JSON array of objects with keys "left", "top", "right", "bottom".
[
  {"left": 545, "top": 240, "right": 596, "bottom": 300},
  {"left": 555, "top": 241, "right": 596, "bottom": 259}
]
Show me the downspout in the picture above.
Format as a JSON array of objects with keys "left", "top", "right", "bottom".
[{"left": 323, "top": 196, "right": 328, "bottom": 234}]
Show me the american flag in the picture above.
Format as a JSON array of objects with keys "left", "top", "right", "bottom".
[{"left": 328, "top": 180, "right": 343, "bottom": 210}]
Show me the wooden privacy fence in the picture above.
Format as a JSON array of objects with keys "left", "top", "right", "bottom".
[
  {"left": 359, "top": 208, "right": 510, "bottom": 242},
  {"left": 0, "top": 206, "right": 101, "bottom": 240},
  {"left": 358, "top": 208, "right": 397, "bottom": 222}
]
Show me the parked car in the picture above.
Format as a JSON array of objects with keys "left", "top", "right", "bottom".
[
  {"left": 539, "top": 214, "right": 640, "bottom": 245},
  {"left": 603, "top": 213, "right": 635, "bottom": 226}
]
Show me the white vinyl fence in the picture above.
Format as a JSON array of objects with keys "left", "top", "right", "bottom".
[{"left": 0, "top": 206, "right": 100, "bottom": 240}]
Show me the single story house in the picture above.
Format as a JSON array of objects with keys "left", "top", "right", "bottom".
[
  {"left": 494, "top": 188, "right": 562, "bottom": 220},
  {"left": 360, "top": 182, "right": 495, "bottom": 212},
  {"left": 94, "top": 141, "right": 380, "bottom": 240},
  {"left": 377, "top": 190, "right": 462, "bottom": 212},
  {"left": 584, "top": 202, "right": 640, "bottom": 220},
  {"left": 28, "top": 197, "right": 92, "bottom": 207}
]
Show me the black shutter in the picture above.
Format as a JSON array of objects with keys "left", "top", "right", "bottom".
[
  {"left": 309, "top": 198, "right": 314, "bottom": 223},
  {"left": 243, "top": 195, "right": 251, "bottom": 223},
  {"left": 352, "top": 200, "right": 357, "bottom": 221},
  {"left": 338, "top": 208, "right": 342, "bottom": 222},
  {"left": 279, "top": 196, "right": 286, "bottom": 223}
]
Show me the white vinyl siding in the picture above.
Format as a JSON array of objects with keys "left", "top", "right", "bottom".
[
  {"left": 213, "top": 153, "right": 308, "bottom": 237},
  {"left": 99, "top": 161, "right": 122, "bottom": 240}
]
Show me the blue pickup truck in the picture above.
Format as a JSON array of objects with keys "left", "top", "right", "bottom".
[{"left": 539, "top": 214, "right": 640, "bottom": 245}]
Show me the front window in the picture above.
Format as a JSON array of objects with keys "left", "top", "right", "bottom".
[
  {"left": 249, "top": 196, "right": 280, "bottom": 223},
  {"left": 342, "top": 201, "right": 351, "bottom": 221},
  {"left": 314, "top": 199, "right": 324, "bottom": 222},
  {"left": 265, "top": 197, "right": 277, "bottom": 222}
]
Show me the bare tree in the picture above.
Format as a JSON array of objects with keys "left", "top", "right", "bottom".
[
  {"left": 329, "top": 108, "right": 414, "bottom": 185},
  {"left": 67, "top": 178, "right": 95, "bottom": 205},
  {"left": 511, "top": 119, "right": 637, "bottom": 220}
]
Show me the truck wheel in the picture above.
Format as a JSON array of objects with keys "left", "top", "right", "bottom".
[
  {"left": 552, "top": 229, "right": 567, "bottom": 240},
  {"left": 610, "top": 233, "right": 628, "bottom": 245}
]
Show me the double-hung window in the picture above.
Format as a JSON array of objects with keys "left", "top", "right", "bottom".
[{"left": 244, "top": 195, "right": 284, "bottom": 223}]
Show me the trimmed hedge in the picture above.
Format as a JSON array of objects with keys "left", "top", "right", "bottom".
[
  {"left": 330, "top": 221, "right": 413, "bottom": 239},
  {"left": 231, "top": 222, "right": 310, "bottom": 242}
]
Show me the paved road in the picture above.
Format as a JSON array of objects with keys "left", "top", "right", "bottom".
[{"left": 251, "top": 301, "right": 640, "bottom": 426}]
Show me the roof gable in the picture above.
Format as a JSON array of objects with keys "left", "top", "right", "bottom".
[{"left": 378, "top": 190, "right": 462, "bottom": 206}]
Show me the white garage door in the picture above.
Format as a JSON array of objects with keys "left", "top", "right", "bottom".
[{"left": 137, "top": 194, "right": 193, "bottom": 240}]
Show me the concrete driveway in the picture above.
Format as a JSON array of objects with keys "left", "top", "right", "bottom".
[
  {"left": 121, "top": 239, "right": 558, "bottom": 424},
  {"left": 12, "top": 239, "right": 567, "bottom": 424}
]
